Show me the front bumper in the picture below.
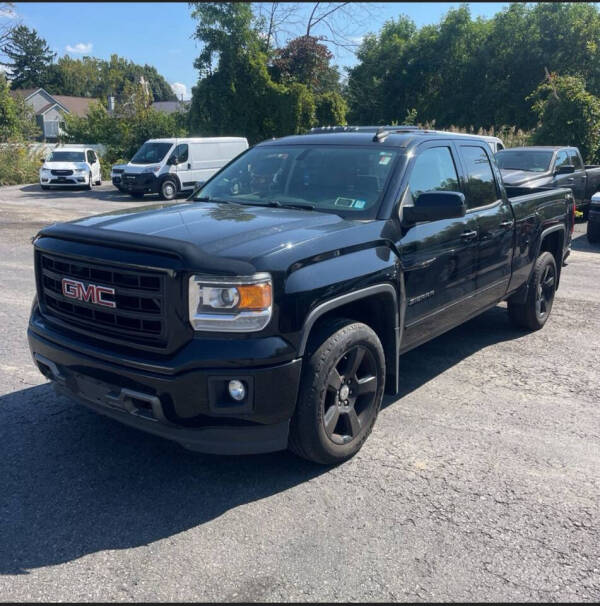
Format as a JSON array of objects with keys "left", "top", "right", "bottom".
[
  {"left": 28, "top": 314, "right": 302, "bottom": 455},
  {"left": 121, "top": 172, "right": 159, "bottom": 194},
  {"left": 40, "top": 174, "right": 89, "bottom": 186}
]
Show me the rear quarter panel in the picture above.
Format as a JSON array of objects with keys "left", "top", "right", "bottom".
[{"left": 506, "top": 188, "right": 571, "bottom": 293}]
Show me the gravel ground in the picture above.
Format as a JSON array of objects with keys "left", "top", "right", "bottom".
[{"left": 0, "top": 183, "right": 598, "bottom": 602}]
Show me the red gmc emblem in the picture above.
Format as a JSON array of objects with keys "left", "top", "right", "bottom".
[{"left": 61, "top": 278, "right": 116, "bottom": 308}]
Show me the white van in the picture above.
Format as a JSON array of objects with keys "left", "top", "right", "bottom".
[
  {"left": 39, "top": 146, "right": 102, "bottom": 190},
  {"left": 120, "top": 137, "right": 249, "bottom": 200}
]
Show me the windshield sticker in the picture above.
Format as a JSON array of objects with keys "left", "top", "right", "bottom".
[
  {"left": 353, "top": 199, "right": 366, "bottom": 209},
  {"left": 379, "top": 153, "right": 392, "bottom": 165}
]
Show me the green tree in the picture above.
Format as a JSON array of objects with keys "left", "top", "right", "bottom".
[
  {"left": 64, "top": 79, "right": 185, "bottom": 162},
  {"left": 315, "top": 91, "right": 347, "bottom": 126},
  {"left": 0, "top": 25, "right": 55, "bottom": 89},
  {"left": 188, "top": 2, "right": 318, "bottom": 143},
  {"left": 529, "top": 74, "right": 600, "bottom": 162},
  {"left": 0, "top": 71, "right": 39, "bottom": 141},
  {"left": 271, "top": 35, "right": 341, "bottom": 95}
]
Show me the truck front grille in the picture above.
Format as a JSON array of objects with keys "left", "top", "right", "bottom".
[{"left": 37, "top": 252, "right": 167, "bottom": 346}]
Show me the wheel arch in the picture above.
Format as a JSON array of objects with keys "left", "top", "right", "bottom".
[
  {"left": 159, "top": 173, "right": 181, "bottom": 192},
  {"left": 298, "top": 284, "right": 401, "bottom": 395}
]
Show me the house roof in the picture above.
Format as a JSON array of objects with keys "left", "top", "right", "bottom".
[
  {"left": 9, "top": 88, "right": 40, "bottom": 100},
  {"left": 9, "top": 87, "right": 99, "bottom": 117},
  {"left": 151, "top": 100, "right": 190, "bottom": 114},
  {"left": 52, "top": 95, "right": 99, "bottom": 117}
]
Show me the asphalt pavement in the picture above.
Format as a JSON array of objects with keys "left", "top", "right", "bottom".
[{"left": 0, "top": 183, "right": 598, "bottom": 601}]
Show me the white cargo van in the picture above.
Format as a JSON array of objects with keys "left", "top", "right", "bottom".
[{"left": 121, "top": 137, "right": 249, "bottom": 200}]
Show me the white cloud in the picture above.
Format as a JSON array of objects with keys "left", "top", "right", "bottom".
[
  {"left": 0, "top": 6, "right": 17, "bottom": 18},
  {"left": 349, "top": 35, "right": 365, "bottom": 44},
  {"left": 65, "top": 42, "right": 93, "bottom": 54},
  {"left": 170, "top": 82, "right": 190, "bottom": 101}
]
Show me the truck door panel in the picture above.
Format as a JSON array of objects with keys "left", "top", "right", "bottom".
[
  {"left": 399, "top": 143, "right": 479, "bottom": 349},
  {"left": 458, "top": 144, "right": 512, "bottom": 306}
]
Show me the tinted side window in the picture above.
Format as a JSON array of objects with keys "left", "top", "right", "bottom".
[
  {"left": 408, "top": 146, "right": 459, "bottom": 199},
  {"left": 568, "top": 150, "right": 583, "bottom": 169},
  {"left": 171, "top": 144, "right": 188, "bottom": 164},
  {"left": 460, "top": 145, "right": 498, "bottom": 209},
  {"left": 555, "top": 151, "right": 570, "bottom": 168},
  {"left": 86, "top": 150, "right": 94, "bottom": 163}
]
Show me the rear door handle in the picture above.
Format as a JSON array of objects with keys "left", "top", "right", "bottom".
[
  {"left": 461, "top": 230, "right": 478, "bottom": 241},
  {"left": 499, "top": 220, "right": 514, "bottom": 229}
]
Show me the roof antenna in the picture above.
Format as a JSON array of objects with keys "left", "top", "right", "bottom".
[{"left": 373, "top": 126, "right": 389, "bottom": 142}]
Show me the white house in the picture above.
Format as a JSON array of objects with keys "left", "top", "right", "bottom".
[{"left": 9, "top": 88, "right": 100, "bottom": 141}]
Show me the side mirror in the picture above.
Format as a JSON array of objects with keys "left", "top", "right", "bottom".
[
  {"left": 167, "top": 155, "right": 177, "bottom": 166},
  {"left": 555, "top": 165, "right": 575, "bottom": 175},
  {"left": 40, "top": 157, "right": 45, "bottom": 164},
  {"left": 403, "top": 191, "right": 466, "bottom": 224}
]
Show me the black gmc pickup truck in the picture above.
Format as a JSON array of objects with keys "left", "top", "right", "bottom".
[
  {"left": 496, "top": 146, "right": 600, "bottom": 218},
  {"left": 28, "top": 129, "right": 574, "bottom": 464}
]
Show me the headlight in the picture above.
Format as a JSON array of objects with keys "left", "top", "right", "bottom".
[
  {"left": 142, "top": 165, "right": 161, "bottom": 174},
  {"left": 41, "top": 168, "right": 50, "bottom": 176},
  {"left": 75, "top": 168, "right": 87, "bottom": 174},
  {"left": 188, "top": 273, "right": 272, "bottom": 332}
]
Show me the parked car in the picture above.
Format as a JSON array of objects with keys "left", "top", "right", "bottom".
[
  {"left": 496, "top": 146, "right": 600, "bottom": 217},
  {"left": 119, "top": 137, "right": 249, "bottom": 200},
  {"left": 110, "top": 163, "right": 127, "bottom": 192},
  {"left": 39, "top": 147, "right": 102, "bottom": 190},
  {"left": 587, "top": 191, "right": 600, "bottom": 243},
  {"left": 310, "top": 125, "right": 505, "bottom": 153},
  {"left": 28, "top": 129, "right": 573, "bottom": 464}
]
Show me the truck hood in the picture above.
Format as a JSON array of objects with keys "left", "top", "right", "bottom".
[
  {"left": 500, "top": 169, "right": 551, "bottom": 187},
  {"left": 41, "top": 201, "right": 382, "bottom": 273}
]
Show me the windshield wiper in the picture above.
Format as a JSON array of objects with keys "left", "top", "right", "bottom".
[
  {"left": 264, "top": 200, "right": 316, "bottom": 210},
  {"left": 193, "top": 196, "right": 239, "bottom": 204}
]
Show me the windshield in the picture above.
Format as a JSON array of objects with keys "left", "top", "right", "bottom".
[
  {"left": 131, "top": 142, "right": 173, "bottom": 165},
  {"left": 48, "top": 151, "right": 85, "bottom": 162},
  {"left": 193, "top": 144, "right": 401, "bottom": 218},
  {"left": 495, "top": 150, "right": 554, "bottom": 172}
]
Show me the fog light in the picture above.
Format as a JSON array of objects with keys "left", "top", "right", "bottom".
[{"left": 228, "top": 379, "right": 246, "bottom": 401}]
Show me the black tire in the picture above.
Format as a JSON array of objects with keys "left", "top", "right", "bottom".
[
  {"left": 129, "top": 192, "right": 145, "bottom": 199},
  {"left": 508, "top": 251, "right": 557, "bottom": 331},
  {"left": 159, "top": 178, "right": 177, "bottom": 201},
  {"left": 86, "top": 172, "right": 92, "bottom": 190},
  {"left": 587, "top": 219, "right": 600, "bottom": 244},
  {"left": 289, "top": 319, "right": 385, "bottom": 465},
  {"left": 95, "top": 177, "right": 102, "bottom": 186}
]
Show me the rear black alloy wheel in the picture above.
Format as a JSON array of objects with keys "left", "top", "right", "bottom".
[
  {"left": 289, "top": 319, "right": 385, "bottom": 464},
  {"left": 588, "top": 219, "right": 600, "bottom": 243},
  {"left": 508, "top": 251, "right": 557, "bottom": 331},
  {"left": 535, "top": 262, "right": 555, "bottom": 321},
  {"left": 323, "top": 345, "right": 379, "bottom": 445}
]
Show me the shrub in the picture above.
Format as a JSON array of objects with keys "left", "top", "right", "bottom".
[{"left": 0, "top": 144, "right": 44, "bottom": 186}]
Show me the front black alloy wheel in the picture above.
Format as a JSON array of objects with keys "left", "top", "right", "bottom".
[
  {"left": 289, "top": 319, "right": 385, "bottom": 464},
  {"left": 322, "top": 345, "right": 379, "bottom": 445}
]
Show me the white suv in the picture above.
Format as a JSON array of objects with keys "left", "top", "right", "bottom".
[{"left": 40, "top": 147, "right": 102, "bottom": 190}]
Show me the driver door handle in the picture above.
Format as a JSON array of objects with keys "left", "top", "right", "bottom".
[
  {"left": 499, "top": 220, "right": 514, "bottom": 229},
  {"left": 461, "top": 230, "right": 478, "bottom": 241},
  {"left": 187, "top": 163, "right": 191, "bottom": 170}
]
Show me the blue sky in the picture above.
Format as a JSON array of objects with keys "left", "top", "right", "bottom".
[{"left": 7, "top": 2, "right": 508, "bottom": 100}]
